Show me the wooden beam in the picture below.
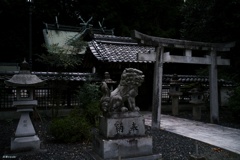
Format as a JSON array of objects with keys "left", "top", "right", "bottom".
[
  {"left": 137, "top": 52, "right": 230, "bottom": 65},
  {"left": 163, "top": 53, "right": 230, "bottom": 65},
  {"left": 132, "top": 30, "right": 235, "bottom": 51}
]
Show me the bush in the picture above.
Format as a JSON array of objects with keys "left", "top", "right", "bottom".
[
  {"left": 76, "top": 82, "right": 102, "bottom": 127},
  {"left": 49, "top": 82, "right": 102, "bottom": 143},
  {"left": 228, "top": 86, "right": 240, "bottom": 116},
  {"left": 49, "top": 110, "right": 91, "bottom": 143},
  {"left": 83, "top": 101, "right": 102, "bottom": 127},
  {"left": 76, "top": 82, "right": 101, "bottom": 107}
]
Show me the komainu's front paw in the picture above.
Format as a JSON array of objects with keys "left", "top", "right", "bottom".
[
  {"left": 121, "top": 107, "right": 128, "bottom": 112},
  {"left": 134, "top": 107, "right": 140, "bottom": 111}
]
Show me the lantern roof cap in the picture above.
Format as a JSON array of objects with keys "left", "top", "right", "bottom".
[
  {"left": 4, "top": 60, "right": 45, "bottom": 87},
  {"left": 19, "top": 59, "right": 30, "bottom": 71}
]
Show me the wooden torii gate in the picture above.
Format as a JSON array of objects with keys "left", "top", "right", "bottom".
[{"left": 132, "top": 30, "right": 235, "bottom": 129}]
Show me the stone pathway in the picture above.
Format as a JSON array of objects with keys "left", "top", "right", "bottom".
[{"left": 143, "top": 112, "right": 240, "bottom": 155}]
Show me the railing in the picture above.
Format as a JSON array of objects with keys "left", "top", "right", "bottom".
[
  {"left": 0, "top": 85, "right": 16, "bottom": 109},
  {"left": 0, "top": 82, "right": 191, "bottom": 109},
  {"left": 0, "top": 85, "right": 81, "bottom": 109},
  {"left": 161, "top": 86, "right": 191, "bottom": 104}
]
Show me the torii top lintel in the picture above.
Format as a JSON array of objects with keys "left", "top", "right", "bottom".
[{"left": 131, "top": 30, "right": 235, "bottom": 52}]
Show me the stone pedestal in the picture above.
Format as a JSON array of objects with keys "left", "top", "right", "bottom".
[
  {"left": 169, "top": 74, "right": 182, "bottom": 116},
  {"left": 93, "top": 135, "right": 153, "bottom": 159},
  {"left": 169, "top": 93, "right": 182, "bottom": 116},
  {"left": 11, "top": 105, "right": 40, "bottom": 152},
  {"left": 92, "top": 112, "right": 162, "bottom": 160},
  {"left": 11, "top": 135, "right": 40, "bottom": 151},
  {"left": 192, "top": 104, "right": 202, "bottom": 120},
  {"left": 189, "top": 88, "right": 204, "bottom": 120},
  {"left": 172, "top": 96, "right": 179, "bottom": 116}
]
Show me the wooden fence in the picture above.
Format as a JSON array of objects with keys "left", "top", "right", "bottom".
[{"left": 0, "top": 82, "right": 192, "bottom": 110}]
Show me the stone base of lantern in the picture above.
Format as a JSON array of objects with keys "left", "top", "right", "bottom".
[
  {"left": 192, "top": 104, "right": 202, "bottom": 120},
  {"left": 11, "top": 107, "right": 41, "bottom": 152},
  {"left": 169, "top": 93, "right": 182, "bottom": 116},
  {"left": 172, "top": 97, "right": 179, "bottom": 116},
  {"left": 11, "top": 135, "right": 40, "bottom": 152},
  {"left": 191, "top": 103, "right": 204, "bottom": 120}
]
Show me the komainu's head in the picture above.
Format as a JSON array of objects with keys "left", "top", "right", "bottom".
[{"left": 120, "top": 68, "right": 144, "bottom": 87}]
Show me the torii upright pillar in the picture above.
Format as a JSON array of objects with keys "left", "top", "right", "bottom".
[
  {"left": 152, "top": 45, "right": 164, "bottom": 129},
  {"left": 209, "top": 50, "right": 219, "bottom": 123}
]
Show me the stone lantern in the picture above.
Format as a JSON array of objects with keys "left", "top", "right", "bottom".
[
  {"left": 103, "top": 72, "right": 116, "bottom": 91},
  {"left": 189, "top": 87, "right": 204, "bottom": 120},
  {"left": 5, "top": 60, "right": 45, "bottom": 152},
  {"left": 168, "top": 74, "right": 182, "bottom": 116}
]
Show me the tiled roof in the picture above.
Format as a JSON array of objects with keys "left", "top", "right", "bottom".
[
  {"left": 163, "top": 74, "right": 209, "bottom": 83},
  {"left": 88, "top": 34, "right": 155, "bottom": 63},
  {"left": 0, "top": 71, "right": 100, "bottom": 82},
  {"left": 163, "top": 74, "right": 234, "bottom": 87}
]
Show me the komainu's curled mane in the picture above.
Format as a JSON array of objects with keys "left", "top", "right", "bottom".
[{"left": 100, "top": 68, "right": 144, "bottom": 116}]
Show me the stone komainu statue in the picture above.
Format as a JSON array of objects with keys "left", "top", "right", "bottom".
[{"left": 100, "top": 68, "right": 144, "bottom": 116}]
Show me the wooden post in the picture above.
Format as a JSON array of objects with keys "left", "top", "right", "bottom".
[
  {"left": 209, "top": 50, "right": 219, "bottom": 123},
  {"left": 152, "top": 45, "right": 164, "bottom": 129}
]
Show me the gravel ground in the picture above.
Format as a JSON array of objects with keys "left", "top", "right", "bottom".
[{"left": 0, "top": 110, "right": 240, "bottom": 160}]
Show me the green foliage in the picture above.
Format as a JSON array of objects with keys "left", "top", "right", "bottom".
[
  {"left": 76, "top": 82, "right": 101, "bottom": 107},
  {"left": 96, "top": 0, "right": 183, "bottom": 37},
  {"left": 49, "top": 101, "right": 101, "bottom": 143},
  {"left": 228, "top": 86, "right": 240, "bottom": 114},
  {"left": 49, "top": 109, "right": 91, "bottom": 143},
  {"left": 49, "top": 82, "right": 102, "bottom": 143},
  {"left": 83, "top": 101, "right": 102, "bottom": 127},
  {"left": 37, "top": 43, "right": 83, "bottom": 71},
  {"left": 49, "top": 80, "right": 69, "bottom": 118},
  {"left": 76, "top": 82, "right": 102, "bottom": 127},
  {"left": 180, "top": 0, "right": 240, "bottom": 42}
]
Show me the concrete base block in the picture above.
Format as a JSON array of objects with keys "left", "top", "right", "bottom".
[
  {"left": 93, "top": 112, "right": 161, "bottom": 159},
  {"left": 192, "top": 105, "right": 202, "bottom": 120},
  {"left": 99, "top": 115, "right": 146, "bottom": 138},
  {"left": 90, "top": 149, "right": 162, "bottom": 160},
  {"left": 172, "top": 105, "right": 179, "bottom": 116},
  {"left": 172, "top": 97, "right": 179, "bottom": 116},
  {"left": 93, "top": 135, "right": 154, "bottom": 159},
  {"left": 189, "top": 154, "right": 206, "bottom": 160},
  {"left": 11, "top": 135, "right": 40, "bottom": 152}
]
